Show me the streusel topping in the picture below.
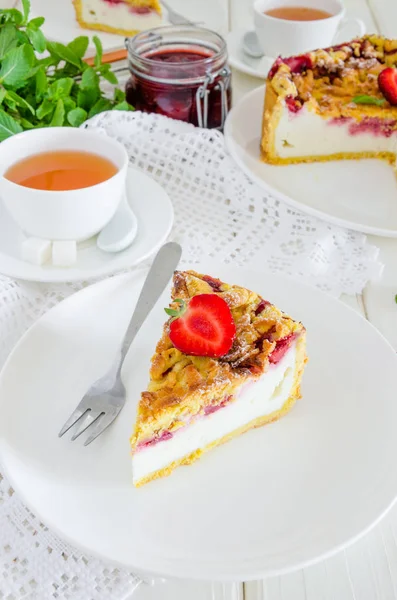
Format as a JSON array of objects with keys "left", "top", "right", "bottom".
[{"left": 268, "top": 35, "right": 397, "bottom": 119}]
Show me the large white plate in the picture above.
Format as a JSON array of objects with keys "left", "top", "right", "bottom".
[
  {"left": 0, "top": 167, "right": 173, "bottom": 283},
  {"left": 28, "top": 0, "right": 226, "bottom": 52},
  {"left": 224, "top": 85, "right": 397, "bottom": 238},
  {"left": 1, "top": 265, "right": 397, "bottom": 580}
]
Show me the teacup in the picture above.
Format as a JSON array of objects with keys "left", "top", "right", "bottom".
[
  {"left": 253, "top": 0, "right": 366, "bottom": 58},
  {"left": 0, "top": 127, "right": 129, "bottom": 242}
]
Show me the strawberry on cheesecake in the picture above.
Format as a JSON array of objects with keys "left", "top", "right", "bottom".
[
  {"left": 73, "top": 0, "right": 162, "bottom": 36},
  {"left": 262, "top": 35, "right": 397, "bottom": 165},
  {"left": 130, "top": 270, "right": 307, "bottom": 487}
]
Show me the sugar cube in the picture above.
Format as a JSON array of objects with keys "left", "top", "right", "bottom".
[
  {"left": 21, "top": 237, "right": 52, "bottom": 266},
  {"left": 52, "top": 241, "right": 77, "bottom": 267}
]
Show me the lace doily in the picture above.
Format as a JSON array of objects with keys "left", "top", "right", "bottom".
[{"left": 0, "top": 111, "right": 384, "bottom": 599}]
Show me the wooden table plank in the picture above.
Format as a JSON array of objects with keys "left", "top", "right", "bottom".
[
  {"left": 133, "top": 580, "right": 243, "bottom": 600},
  {"left": 368, "top": 0, "right": 397, "bottom": 37}
]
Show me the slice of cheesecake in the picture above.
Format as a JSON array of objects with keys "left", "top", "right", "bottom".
[
  {"left": 73, "top": 0, "right": 162, "bottom": 36},
  {"left": 262, "top": 35, "right": 397, "bottom": 166},
  {"left": 130, "top": 270, "right": 307, "bottom": 487}
]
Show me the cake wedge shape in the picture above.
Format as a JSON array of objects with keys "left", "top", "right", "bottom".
[
  {"left": 261, "top": 35, "right": 397, "bottom": 165},
  {"left": 130, "top": 270, "right": 307, "bottom": 487}
]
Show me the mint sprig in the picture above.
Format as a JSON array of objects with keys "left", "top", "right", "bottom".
[
  {"left": 352, "top": 94, "right": 386, "bottom": 106},
  {"left": 0, "top": 2, "right": 132, "bottom": 140},
  {"left": 165, "top": 299, "right": 187, "bottom": 321}
]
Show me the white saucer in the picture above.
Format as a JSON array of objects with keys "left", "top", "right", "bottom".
[
  {"left": 227, "top": 30, "right": 274, "bottom": 79},
  {"left": 224, "top": 85, "right": 397, "bottom": 238},
  {"left": 1, "top": 264, "right": 397, "bottom": 580},
  {"left": 0, "top": 167, "right": 174, "bottom": 283}
]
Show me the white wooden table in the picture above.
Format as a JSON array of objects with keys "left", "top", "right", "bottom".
[{"left": 136, "top": 0, "right": 397, "bottom": 598}]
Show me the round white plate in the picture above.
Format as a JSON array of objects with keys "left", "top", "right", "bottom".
[
  {"left": 224, "top": 85, "right": 397, "bottom": 238},
  {"left": 0, "top": 167, "right": 173, "bottom": 283},
  {"left": 227, "top": 30, "right": 274, "bottom": 79},
  {"left": 1, "top": 265, "right": 397, "bottom": 580},
  {"left": 29, "top": 0, "right": 226, "bottom": 52}
]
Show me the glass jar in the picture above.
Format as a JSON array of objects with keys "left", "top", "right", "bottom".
[{"left": 125, "top": 26, "right": 232, "bottom": 129}]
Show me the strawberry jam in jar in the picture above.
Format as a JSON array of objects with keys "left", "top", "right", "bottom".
[{"left": 125, "top": 26, "right": 232, "bottom": 129}]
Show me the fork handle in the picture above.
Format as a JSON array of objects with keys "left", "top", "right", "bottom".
[{"left": 120, "top": 242, "right": 182, "bottom": 360}]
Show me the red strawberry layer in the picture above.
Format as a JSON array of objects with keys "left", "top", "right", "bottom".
[
  {"left": 136, "top": 395, "right": 232, "bottom": 451},
  {"left": 329, "top": 116, "right": 397, "bottom": 137},
  {"left": 269, "top": 332, "right": 298, "bottom": 365}
]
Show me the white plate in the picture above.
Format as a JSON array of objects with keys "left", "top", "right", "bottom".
[
  {"left": 0, "top": 167, "right": 173, "bottom": 283},
  {"left": 227, "top": 30, "right": 274, "bottom": 79},
  {"left": 29, "top": 0, "right": 226, "bottom": 52},
  {"left": 1, "top": 265, "right": 397, "bottom": 580},
  {"left": 224, "top": 85, "right": 397, "bottom": 238}
]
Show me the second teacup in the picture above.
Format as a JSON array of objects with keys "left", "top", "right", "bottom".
[{"left": 253, "top": 0, "right": 365, "bottom": 57}]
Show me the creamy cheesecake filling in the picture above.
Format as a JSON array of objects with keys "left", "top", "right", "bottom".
[
  {"left": 81, "top": 0, "right": 162, "bottom": 29},
  {"left": 274, "top": 103, "right": 397, "bottom": 159},
  {"left": 132, "top": 341, "right": 297, "bottom": 484}
]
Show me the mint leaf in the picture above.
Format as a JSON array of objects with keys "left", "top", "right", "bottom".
[
  {"left": 50, "top": 98, "right": 65, "bottom": 126},
  {"left": 0, "top": 44, "right": 34, "bottom": 86},
  {"left": 35, "top": 65, "right": 47, "bottom": 99},
  {"left": 63, "top": 97, "right": 76, "bottom": 112},
  {"left": 0, "top": 24, "right": 18, "bottom": 60},
  {"left": 26, "top": 26, "right": 46, "bottom": 53},
  {"left": 50, "top": 77, "right": 74, "bottom": 99},
  {"left": 28, "top": 16, "right": 45, "bottom": 29},
  {"left": 100, "top": 66, "right": 118, "bottom": 85},
  {"left": 37, "top": 55, "right": 54, "bottom": 69},
  {"left": 0, "top": 109, "right": 22, "bottom": 140},
  {"left": 114, "top": 88, "right": 125, "bottom": 103},
  {"left": 352, "top": 94, "right": 386, "bottom": 106},
  {"left": 47, "top": 41, "right": 81, "bottom": 68},
  {"left": 6, "top": 90, "right": 34, "bottom": 114},
  {"left": 21, "top": 0, "right": 31, "bottom": 24},
  {"left": 67, "top": 106, "right": 87, "bottom": 127},
  {"left": 36, "top": 98, "right": 54, "bottom": 120},
  {"left": 81, "top": 66, "right": 99, "bottom": 90},
  {"left": 20, "top": 117, "right": 34, "bottom": 129},
  {"left": 77, "top": 87, "right": 99, "bottom": 111},
  {"left": 15, "top": 29, "right": 29, "bottom": 46},
  {"left": 93, "top": 35, "right": 102, "bottom": 68},
  {"left": 113, "top": 100, "right": 130, "bottom": 111},
  {"left": 68, "top": 36, "right": 89, "bottom": 59},
  {"left": 0, "top": 9, "right": 24, "bottom": 26},
  {"left": 88, "top": 97, "right": 112, "bottom": 118},
  {"left": 0, "top": 88, "right": 6, "bottom": 104}
]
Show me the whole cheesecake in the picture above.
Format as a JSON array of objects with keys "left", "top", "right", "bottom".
[{"left": 261, "top": 35, "right": 397, "bottom": 165}]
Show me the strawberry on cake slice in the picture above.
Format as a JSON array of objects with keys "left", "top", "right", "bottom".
[
  {"left": 262, "top": 35, "right": 397, "bottom": 165},
  {"left": 73, "top": 0, "right": 162, "bottom": 36},
  {"left": 130, "top": 270, "right": 307, "bottom": 487}
]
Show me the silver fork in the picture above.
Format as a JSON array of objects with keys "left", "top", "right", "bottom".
[
  {"left": 58, "top": 242, "right": 182, "bottom": 446},
  {"left": 161, "top": 0, "right": 197, "bottom": 26}
]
